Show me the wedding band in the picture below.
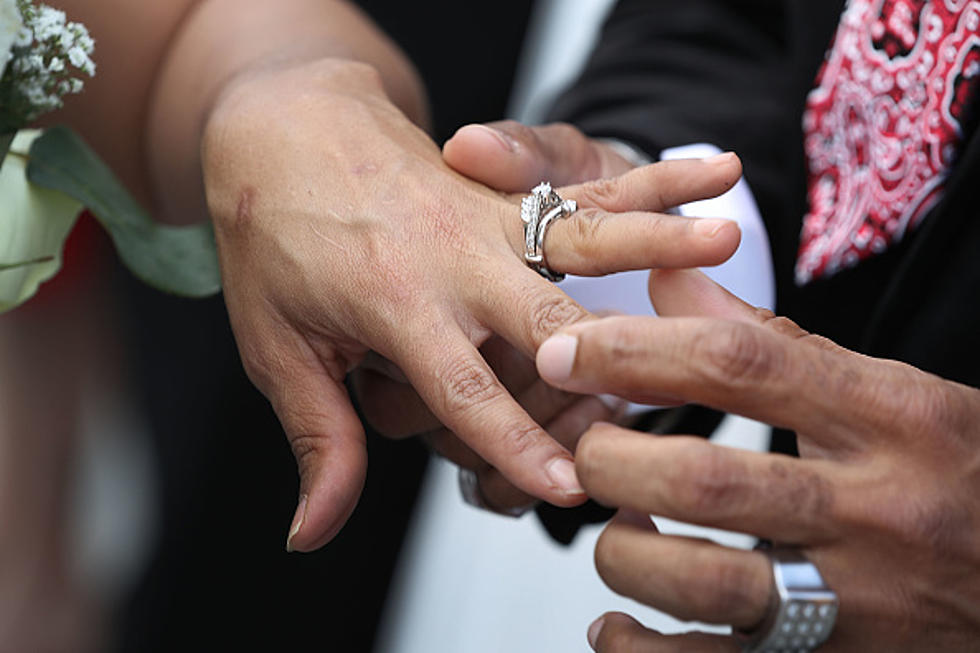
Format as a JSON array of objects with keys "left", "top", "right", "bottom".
[
  {"left": 457, "top": 467, "right": 534, "bottom": 518},
  {"left": 734, "top": 545, "right": 838, "bottom": 653},
  {"left": 521, "top": 181, "right": 577, "bottom": 282}
]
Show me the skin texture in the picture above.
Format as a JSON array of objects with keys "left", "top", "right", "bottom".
[
  {"left": 42, "top": 1, "right": 743, "bottom": 550},
  {"left": 349, "top": 120, "right": 645, "bottom": 513},
  {"left": 447, "top": 120, "right": 980, "bottom": 651},
  {"left": 538, "top": 272, "right": 980, "bottom": 652}
]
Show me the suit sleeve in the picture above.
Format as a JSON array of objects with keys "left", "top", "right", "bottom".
[
  {"left": 550, "top": 0, "right": 795, "bottom": 162},
  {"left": 550, "top": 0, "right": 830, "bottom": 336}
]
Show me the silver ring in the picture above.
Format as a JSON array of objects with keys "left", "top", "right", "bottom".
[
  {"left": 457, "top": 467, "right": 534, "bottom": 518},
  {"left": 734, "top": 545, "right": 839, "bottom": 653},
  {"left": 521, "top": 181, "right": 577, "bottom": 282}
]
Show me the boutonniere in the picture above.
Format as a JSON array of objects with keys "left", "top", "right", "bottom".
[{"left": 0, "top": 0, "right": 219, "bottom": 313}]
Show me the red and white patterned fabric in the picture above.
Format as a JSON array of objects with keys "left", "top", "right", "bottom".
[{"left": 797, "top": 0, "right": 980, "bottom": 284}]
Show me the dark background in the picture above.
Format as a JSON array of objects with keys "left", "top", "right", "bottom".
[{"left": 114, "top": 3, "right": 537, "bottom": 651}]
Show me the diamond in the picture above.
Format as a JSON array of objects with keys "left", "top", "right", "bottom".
[{"left": 532, "top": 181, "right": 552, "bottom": 196}]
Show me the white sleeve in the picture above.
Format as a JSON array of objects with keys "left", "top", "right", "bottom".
[
  {"left": 559, "top": 142, "right": 775, "bottom": 315},
  {"left": 558, "top": 143, "right": 776, "bottom": 414}
]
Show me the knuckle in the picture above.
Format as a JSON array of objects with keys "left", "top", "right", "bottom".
[
  {"left": 903, "top": 373, "right": 958, "bottom": 434},
  {"left": 495, "top": 417, "right": 546, "bottom": 459},
  {"left": 438, "top": 356, "right": 504, "bottom": 417},
  {"left": 853, "top": 362, "right": 957, "bottom": 439},
  {"left": 752, "top": 306, "right": 779, "bottom": 323},
  {"left": 767, "top": 459, "right": 834, "bottom": 531},
  {"left": 580, "top": 176, "right": 623, "bottom": 206},
  {"left": 667, "top": 441, "right": 740, "bottom": 515},
  {"left": 757, "top": 311, "right": 801, "bottom": 336},
  {"left": 288, "top": 433, "right": 322, "bottom": 479},
  {"left": 587, "top": 318, "right": 647, "bottom": 366},
  {"left": 941, "top": 381, "right": 980, "bottom": 444},
  {"left": 575, "top": 423, "right": 618, "bottom": 488},
  {"left": 526, "top": 293, "right": 589, "bottom": 344},
  {"left": 876, "top": 485, "right": 967, "bottom": 557},
  {"left": 800, "top": 332, "right": 843, "bottom": 353},
  {"left": 547, "top": 121, "right": 584, "bottom": 141},
  {"left": 751, "top": 309, "right": 839, "bottom": 354},
  {"left": 500, "top": 119, "right": 535, "bottom": 142},
  {"left": 691, "top": 322, "right": 781, "bottom": 390},
  {"left": 568, "top": 208, "right": 607, "bottom": 261}
]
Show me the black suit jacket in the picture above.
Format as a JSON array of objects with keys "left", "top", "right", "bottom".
[
  {"left": 551, "top": 0, "right": 980, "bottom": 389},
  {"left": 536, "top": 0, "right": 980, "bottom": 541}
]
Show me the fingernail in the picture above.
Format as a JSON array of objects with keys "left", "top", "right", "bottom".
[
  {"left": 587, "top": 616, "right": 605, "bottom": 649},
  {"left": 537, "top": 333, "right": 578, "bottom": 383},
  {"left": 547, "top": 457, "right": 584, "bottom": 497},
  {"left": 597, "top": 393, "right": 627, "bottom": 414},
  {"left": 470, "top": 124, "right": 517, "bottom": 153},
  {"left": 694, "top": 218, "right": 732, "bottom": 239},
  {"left": 285, "top": 494, "right": 307, "bottom": 553},
  {"left": 705, "top": 151, "right": 736, "bottom": 164}
]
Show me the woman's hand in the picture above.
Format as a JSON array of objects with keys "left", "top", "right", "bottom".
[
  {"left": 355, "top": 335, "right": 625, "bottom": 515},
  {"left": 202, "top": 62, "right": 743, "bottom": 550},
  {"left": 535, "top": 269, "right": 980, "bottom": 651},
  {"left": 350, "top": 120, "right": 644, "bottom": 514}
]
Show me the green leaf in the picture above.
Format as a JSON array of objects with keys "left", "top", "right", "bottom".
[
  {"left": 0, "top": 129, "right": 83, "bottom": 313},
  {"left": 26, "top": 125, "right": 221, "bottom": 297},
  {"left": 0, "top": 255, "right": 55, "bottom": 270}
]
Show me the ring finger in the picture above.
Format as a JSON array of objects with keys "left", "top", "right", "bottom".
[
  {"left": 499, "top": 155, "right": 744, "bottom": 278},
  {"left": 594, "top": 518, "right": 772, "bottom": 629}
]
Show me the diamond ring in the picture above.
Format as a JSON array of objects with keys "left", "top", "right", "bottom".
[{"left": 521, "top": 181, "right": 577, "bottom": 282}]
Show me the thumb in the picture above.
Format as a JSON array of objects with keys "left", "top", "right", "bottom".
[
  {"left": 443, "top": 120, "right": 636, "bottom": 193},
  {"left": 269, "top": 364, "right": 367, "bottom": 553},
  {"left": 648, "top": 268, "right": 839, "bottom": 348},
  {"left": 648, "top": 268, "right": 761, "bottom": 323}
]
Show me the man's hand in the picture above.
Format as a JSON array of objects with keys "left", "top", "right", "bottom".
[
  {"left": 203, "top": 66, "right": 743, "bottom": 551},
  {"left": 533, "top": 268, "right": 980, "bottom": 651}
]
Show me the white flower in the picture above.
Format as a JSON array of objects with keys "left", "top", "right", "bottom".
[
  {"left": 32, "top": 5, "right": 64, "bottom": 42},
  {"left": 66, "top": 44, "right": 84, "bottom": 66},
  {"left": 1, "top": 1, "right": 95, "bottom": 130},
  {"left": 12, "top": 25, "right": 29, "bottom": 47},
  {"left": 0, "top": 0, "right": 22, "bottom": 79}
]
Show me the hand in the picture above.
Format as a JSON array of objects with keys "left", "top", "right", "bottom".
[
  {"left": 201, "top": 61, "right": 743, "bottom": 551},
  {"left": 535, "top": 268, "right": 980, "bottom": 651},
  {"left": 443, "top": 120, "right": 639, "bottom": 192},
  {"left": 355, "top": 336, "right": 625, "bottom": 514},
  {"left": 350, "top": 120, "right": 642, "bottom": 513},
  {"left": 355, "top": 119, "right": 638, "bottom": 437}
]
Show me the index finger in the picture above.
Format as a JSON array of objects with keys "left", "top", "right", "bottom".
[
  {"left": 536, "top": 313, "right": 900, "bottom": 448},
  {"left": 394, "top": 320, "right": 587, "bottom": 507}
]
